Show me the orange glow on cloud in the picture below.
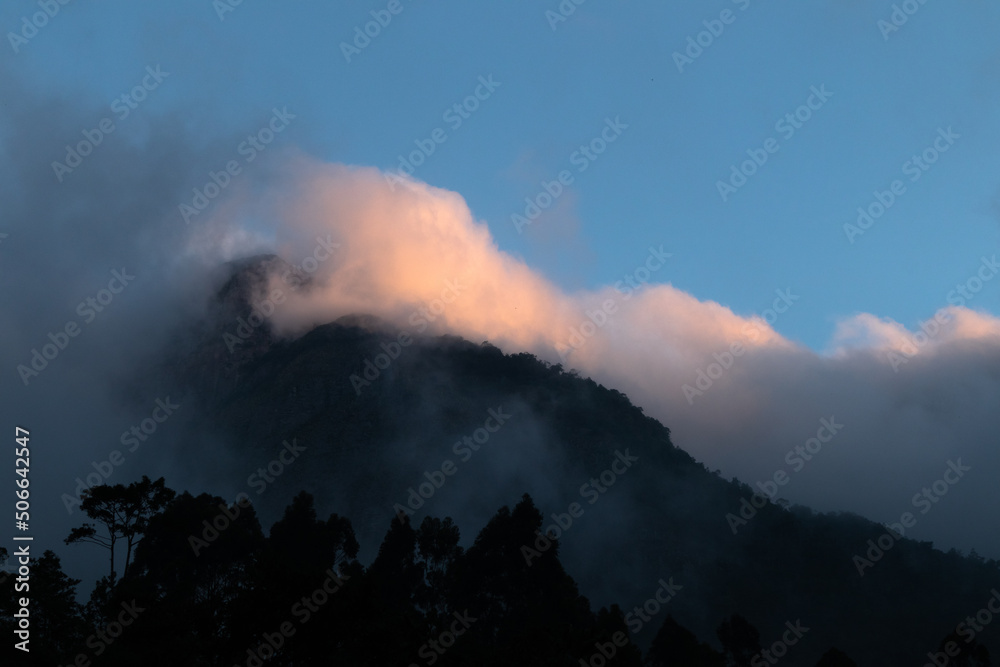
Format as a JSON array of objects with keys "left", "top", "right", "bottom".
[
  {"left": 187, "top": 157, "right": 1000, "bottom": 548},
  {"left": 190, "top": 156, "right": 1000, "bottom": 402},
  {"left": 253, "top": 160, "right": 801, "bottom": 376}
]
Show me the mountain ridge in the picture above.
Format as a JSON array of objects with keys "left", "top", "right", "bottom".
[{"left": 151, "top": 256, "right": 1000, "bottom": 664}]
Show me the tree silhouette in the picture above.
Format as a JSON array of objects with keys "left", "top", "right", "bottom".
[
  {"left": 415, "top": 515, "right": 463, "bottom": 620},
  {"left": 931, "top": 631, "right": 991, "bottom": 667},
  {"left": 129, "top": 490, "right": 265, "bottom": 664},
  {"left": 25, "top": 475, "right": 998, "bottom": 665},
  {"left": 0, "top": 549, "right": 86, "bottom": 665},
  {"left": 353, "top": 513, "right": 429, "bottom": 665},
  {"left": 447, "top": 494, "right": 642, "bottom": 666},
  {"left": 248, "top": 490, "right": 360, "bottom": 663},
  {"left": 64, "top": 476, "right": 174, "bottom": 581},
  {"left": 647, "top": 615, "right": 725, "bottom": 666},
  {"left": 815, "top": 647, "right": 858, "bottom": 666},
  {"left": 32, "top": 551, "right": 87, "bottom": 660},
  {"left": 717, "top": 613, "right": 762, "bottom": 667}
]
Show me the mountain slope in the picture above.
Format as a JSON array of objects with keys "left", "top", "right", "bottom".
[{"left": 156, "top": 257, "right": 1000, "bottom": 664}]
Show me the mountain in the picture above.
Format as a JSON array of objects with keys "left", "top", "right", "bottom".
[{"left": 153, "top": 256, "right": 1000, "bottom": 664}]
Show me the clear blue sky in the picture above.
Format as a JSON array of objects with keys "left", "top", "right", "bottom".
[{"left": 4, "top": 0, "right": 998, "bottom": 351}]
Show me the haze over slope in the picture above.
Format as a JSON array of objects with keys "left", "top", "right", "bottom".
[
  {"left": 154, "top": 267, "right": 1000, "bottom": 665},
  {"left": 197, "top": 159, "right": 1000, "bottom": 559}
]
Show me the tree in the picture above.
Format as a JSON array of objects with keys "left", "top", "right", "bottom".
[
  {"left": 247, "top": 491, "right": 360, "bottom": 663},
  {"left": 646, "top": 615, "right": 724, "bottom": 666},
  {"left": 717, "top": 614, "right": 762, "bottom": 667},
  {"left": 263, "top": 491, "right": 359, "bottom": 581},
  {"left": 32, "top": 551, "right": 87, "bottom": 657},
  {"left": 349, "top": 513, "right": 428, "bottom": 665},
  {"left": 415, "top": 515, "right": 463, "bottom": 619},
  {"left": 0, "top": 550, "right": 86, "bottom": 664},
  {"left": 0, "top": 548, "right": 20, "bottom": 663},
  {"left": 446, "top": 494, "right": 640, "bottom": 666},
  {"left": 129, "top": 491, "right": 265, "bottom": 665},
  {"left": 931, "top": 631, "right": 991, "bottom": 667},
  {"left": 815, "top": 647, "right": 858, "bottom": 666},
  {"left": 65, "top": 476, "right": 175, "bottom": 581}
]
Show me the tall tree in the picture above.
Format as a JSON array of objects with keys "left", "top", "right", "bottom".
[
  {"left": 248, "top": 491, "right": 359, "bottom": 663},
  {"left": 31, "top": 551, "right": 87, "bottom": 660},
  {"left": 0, "top": 550, "right": 87, "bottom": 665},
  {"left": 447, "top": 494, "right": 640, "bottom": 666},
  {"left": 129, "top": 491, "right": 265, "bottom": 665},
  {"left": 415, "top": 515, "right": 463, "bottom": 620},
  {"left": 65, "top": 476, "right": 175, "bottom": 581}
]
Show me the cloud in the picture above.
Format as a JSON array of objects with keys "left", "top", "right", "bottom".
[
  {"left": 831, "top": 309, "right": 1000, "bottom": 355},
  {"left": 213, "top": 157, "right": 1000, "bottom": 557},
  {"left": 4, "top": 44, "right": 997, "bottom": 573},
  {"left": 0, "top": 64, "right": 295, "bottom": 586},
  {"left": 227, "top": 160, "right": 787, "bottom": 360}
]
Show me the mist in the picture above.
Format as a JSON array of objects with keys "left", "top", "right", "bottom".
[
  {"left": 3, "top": 58, "right": 999, "bottom": 607},
  {"left": 237, "top": 159, "right": 1000, "bottom": 557}
]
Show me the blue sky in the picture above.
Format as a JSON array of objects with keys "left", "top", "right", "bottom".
[{"left": 3, "top": 0, "right": 998, "bottom": 351}]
